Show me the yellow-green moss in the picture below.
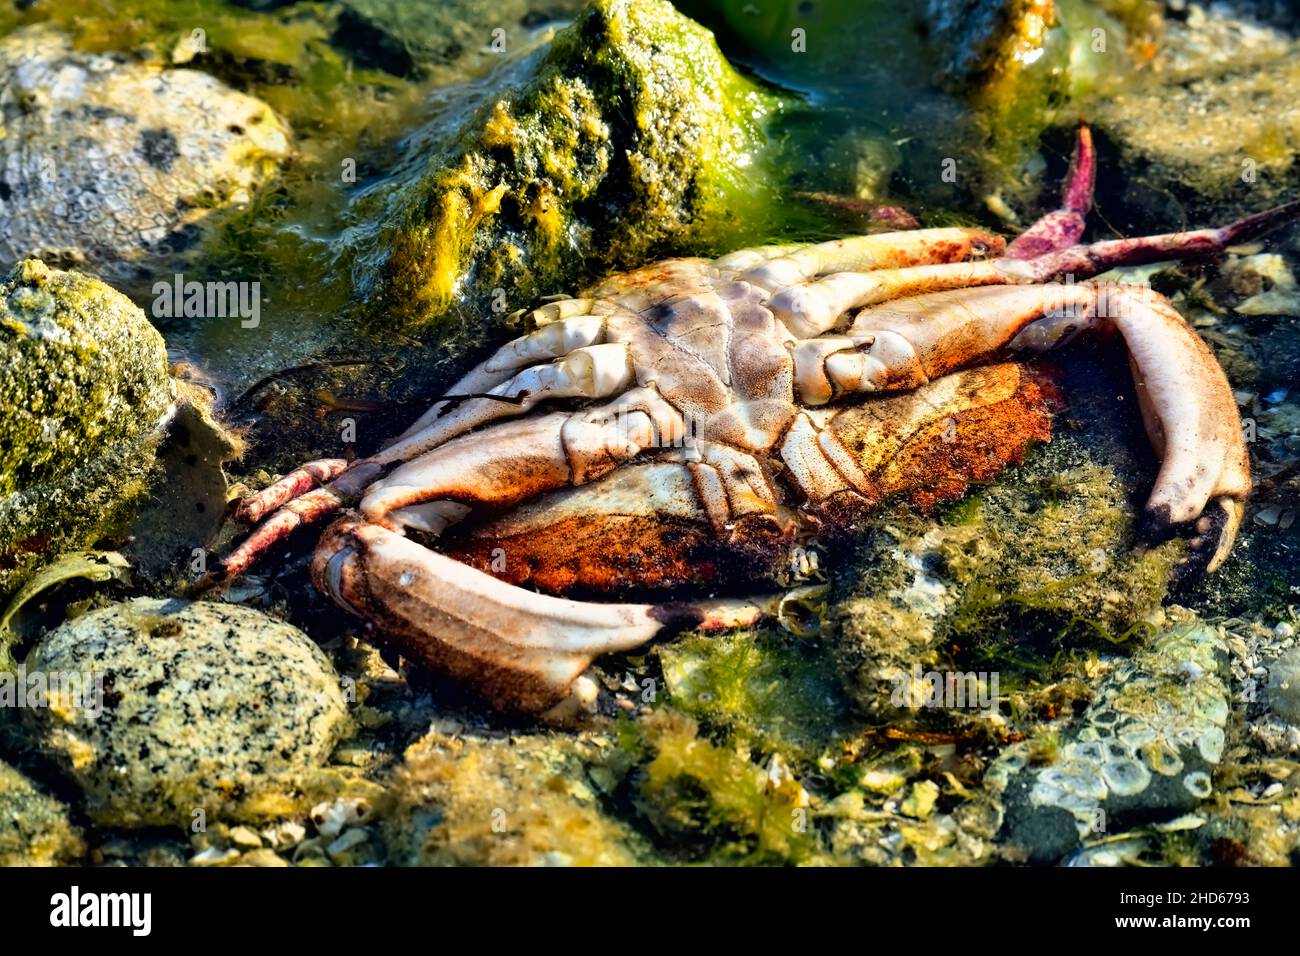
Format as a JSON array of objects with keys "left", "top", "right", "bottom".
[
  {"left": 657, "top": 627, "right": 855, "bottom": 760},
  {"left": 633, "top": 708, "right": 816, "bottom": 864},
  {"left": 383, "top": 727, "right": 649, "bottom": 866},
  {"left": 0, "top": 760, "right": 84, "bottom": 866}
]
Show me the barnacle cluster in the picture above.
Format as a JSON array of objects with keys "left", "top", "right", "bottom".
[{"left": 990, "top": 618, "right": 1231, "bottom": 850}]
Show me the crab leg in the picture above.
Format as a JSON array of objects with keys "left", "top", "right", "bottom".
[
  {"left": 313, "top": 517, "right": 775, "bottom": 715},
  {"left": 215, "top": 461, "right": 385, "bottom": 581},
  {"left": 998, "top": 198, "right": 1300, "bottom": 283},
  {"left": 1005, "top": 121, "right": 1096, "bottom": 259},
  {"left": 360, "top": 385, "right": 686, "bottom": 529},
  {"left": 235, "top": 458, "right": 349, "bottom": 523},
  {"left": 730, "top": 226, "right": 1007, "bottom": 296},
  {"left": 829, "top": 282, "right": 1249, "bottom": 570},
  {"left": 371, "top": 341, "right": 634, "bottom": 466},
  {"left": 314, "top": 518, "right": 665, "bottom": 714},
  {"left": 386, "top": 310, "right": 610, "bottom": 445},
  {"left": 763, "top": 197, "right": 1300, "bottom": 338}
]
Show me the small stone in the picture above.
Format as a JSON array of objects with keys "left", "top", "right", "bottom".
[
  {"left": 264, "top": 821, "right": 308, "bottom": 850},
  {"left": 1255, "top": 504, "right": 1283, "bottom": 526},
  {"left": 229, "top": 826, "right": 263, "bottom": 849},
  {"left": 310, "top": 798, "right": 372, "bottom": 839},
  {"left": 189, "top": 847, "right": 240, "bottom": 867},
  {"left": 900, "top": 780, "right": 940, "bottom": 820},
  {"left": 23, "top": 598, "right": 351, "bottom": 827},
  {"left": 236, "top": 848, "right": 290, "bottom": 867}
]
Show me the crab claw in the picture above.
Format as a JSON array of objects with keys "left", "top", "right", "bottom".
[{"left": 312, "top": 519, "right": 668, "bottom": 714}]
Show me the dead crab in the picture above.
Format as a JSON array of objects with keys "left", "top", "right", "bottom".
[{"left": 218, "top": 127, "right": 1297, "bottom": 716}]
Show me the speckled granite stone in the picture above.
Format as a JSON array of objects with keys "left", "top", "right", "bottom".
[
  {"left": 0, "top": 26, "right": 291, "bottom": 281},
  {"left": 0, "top": 759, "right": 84, "bottom": 865},
  {"left": 23, "top": 598, "right": 350, "bottom": 827}
]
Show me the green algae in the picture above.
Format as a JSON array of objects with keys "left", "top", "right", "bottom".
[
  {"left": 657, "top": 626, "right": 854, "bottom": 760},
  {"left": 631, "top": 707, "right": 817, "bottom": 864},
  {"left": 0, "top": 759, "right": 84, "bottom": 866},
  {"left": 384, "top": 726, "right": 651, "bottom": 866},
  {"left": 349, "top": 0, "right": 784, "bottom": 329}
]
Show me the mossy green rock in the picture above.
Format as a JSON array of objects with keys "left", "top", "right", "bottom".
[
  {"left": 831, "top": 431, "right": 1182, "bottom": 716},
  {"left": 0, "top": 260, "right": 172, "bottom": 604},
  {"left": 351, "top": 0, "right": 780, "bottom": 327}
]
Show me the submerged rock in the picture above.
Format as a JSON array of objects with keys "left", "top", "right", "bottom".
[
  {"left": 350, "top": 0, "right": 780, "bottom": 328},
  {"left": 384, "top": 726, "right": 647, "bottom": 865},
  {"left": 0, "top": 259, "right": 172, "bottom": 606},
  {"left": 1268, "top": 647, "right": 1300, "bottom": 724},
  {"left": 1087, "top": 4, "right": 1300, "bottom": 216},
  {"left": 989, "top": 616, "right": 1231, "bottom": 863},
  {"left": 0, "top": 26, "right": 291, "bottom": 282},
  {"left": 0, "top": 759, "right": 84, "bottom": 866},
  {"left": 332, "top": 0, "right": 582, "bottom": 77},
  {"left": 831, "top": 448, "right": 1182, "bottom": 717},
  {"left": 22, "top": 598, "right": 350, "bottom": 828}
]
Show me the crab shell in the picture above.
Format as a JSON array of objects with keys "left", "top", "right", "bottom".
[{"left": 224, "top": 127, "right": 1291, "bottom": 717}]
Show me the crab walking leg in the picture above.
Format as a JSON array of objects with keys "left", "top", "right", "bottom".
[
  {"left": 386, "top": 310, "right": 609, "bottom": 446},
  {"left": 1005, "top": 121, "right": 1096, "bottom": 259},
  {"left": 360, "top": 385, "right": 687, "bottom": 527},
  {"left": 768, "top": 260, "right": 1011, "bottom": 337},
  {"left": 767, "top": 200, "right": 1300, "bottom": 339},
  {"left": 313, "top": 519, "right": 666, "bottom": 713},
  {"left": 711, "top": 243, "right": 812, "bottom": 273},
  {"left": 997, "top": 198, "right": 1300, "bottom": 283},
  {"left": 735, "top": 226, "right": 1007, "bottom": 294},
  {"left": 313, "top": 519, "right": 783, "bottom": 714},
  {"left": 837, "top": 283, "right": 1249, "bottom": 568},
  {"left": 216, "top": 461, "right": 386, "bottom": 581},
  {"left": 235, "top": 458, "right": 349, "bottom": 523},
  {"left": 370, "top": 341, "right": 634, "bottom": 468}
]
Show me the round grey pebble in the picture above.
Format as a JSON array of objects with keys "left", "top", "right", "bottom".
[{"left": 22, "top": 598, "right": 350, "bottom": 827}]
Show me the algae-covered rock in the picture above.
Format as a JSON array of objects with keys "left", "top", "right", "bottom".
[
  {"left": 0, "top": 27, "right": 291, "bottom": 282},
  {"left": 22, "top": 598, "right": 350, "bottom": 828},
  {"left": 630, "top": 708, "right": 816, "bottom": 864},
  {"left": 1087, "top": 4, "right": 1300, "bottom": 215},
  {"left": 832, "top": 453, "right": 1182, "bottom": 717},
  {"left": 333, "top": 0, "right": 582, "bottom": 77},
  {"left": 1269, "top": 648, "right": 1300, "bottom": 724},
  {"left": 383, "top": 726, "right": 648, "bottom": 865},
  {"left": 0, "top": 259, "right": 173, "bottom": 604},
  {"left": 351, "top": 0, "right": 780, "bottom": 327},
  {"left": 0, "top": 759, "right": 85, "bottom": 866},
  {"left": 988, "top": 616, "right": 1231, "bottom": 863}
]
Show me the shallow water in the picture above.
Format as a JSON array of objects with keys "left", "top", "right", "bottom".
[{"left": 2, "top": 0, "right": 1298, "bottom": 869}]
